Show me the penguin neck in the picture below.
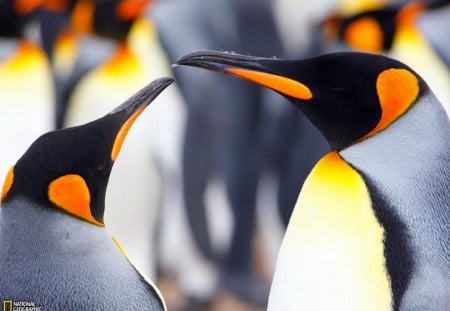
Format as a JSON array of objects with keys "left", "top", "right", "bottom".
[
  {"left": 341, "top": 90, "right": 450, "bottom": 169},
  {"left": 0, "top": 197, "right": 106, "bottom": 251}
]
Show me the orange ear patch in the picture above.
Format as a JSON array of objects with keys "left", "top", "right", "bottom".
[
  {"left": 71, "top": 0, "right": 94, "bottom": 34},
  {"left": 48, "top": 174, "right": 103, "bottom": 226},
  {"left": 14, "top": 0, "right": 43, "bottom": 15},
  {"left": 1, "top": 166, "right": 14, "bottom": 202},
  {"left": 225, "top": 67, "right": 313, "bottom": 100},
  {"left": 362, "top": 68, "right": 419, "bottom": 140},
  {"left": 116, "top": 0, "right": 150, "bottom": 21},
  {"left": 42, "top": 0, "right": 70, "bottom": 11},
  {"left": 111, "top": 105, "right": 146, "bottom": 161},
  {"left": 344, "top": 17, "right": 384, "bottom": 52}
]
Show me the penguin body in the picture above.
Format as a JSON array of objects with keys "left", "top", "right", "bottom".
[
  {"left": 176, "top": 51, "right": 450, "bottom": 310},
  {"left": 0, "top": 78, "right": 172, "bottom": 309},
  {"left": 0, "top": 197, "right": 162, "bottom": 309},
  {"left": 0, "top": 0, "right": 54, "bottom": 185}
]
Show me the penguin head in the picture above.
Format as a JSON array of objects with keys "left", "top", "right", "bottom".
[
  {"left": 322, "top": 7, "right": 398, "bottom": 52},
  {"left": 71, "top": 0, "right": 151, "bottom": 40},
  {"left": 1, "top": 77, "right": 173, "bottom": 226},
  {"left": 321, "top": 0, "right": 442, "bottom": 53},
  {"left": 176, "top": 51, "right": 425, "bottom": 150},
  {"left": 0, "top": 0, "right": 42, "bottom": 37}
]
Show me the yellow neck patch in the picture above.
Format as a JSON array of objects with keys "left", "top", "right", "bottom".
[
  {"left": 101, "top": 43, "right": 140, "bottom": 77},
  {"left": 48, "top": 174, "right": 103, "bottom": 226},
  {"left": 0, "top": 41, "right": 47, "bottom": 74},
  {"left": 1, "top": 166, "right": 14, "bottom": 202},
  {"left": 53, "top": 30, "right": 78, "bottom": 75},
  {"left": 271, "top": 151, "right": 392, "bottom": 309}
]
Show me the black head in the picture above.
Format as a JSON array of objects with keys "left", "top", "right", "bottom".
[
  {"left": 71, "top": 0, "right": 150, "bottom": 40},
  {"left": 176, "top": 51, "right": 426, "bottom": 150},
  {"left": 1, "top": 77, "right": 173, "bottom": 225},
  {"left": 322, "top": 0, "right": 447, "bottom": 53},
  {"left": 0, "top": 0, "right": 41, "bottom": 37},
  {"left": 323, "top": 7, "right": 398, "bottom": 52}
]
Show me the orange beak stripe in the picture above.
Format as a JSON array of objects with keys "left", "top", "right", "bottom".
[
  {"left": 225, "top": 67, "right": 313, "bottom": 100},
  {"left": 1, "top": 166, "right": 15, "bottom": 202},
  {"left": 111, "top": 105, "right": 146, "bottom": 162}
]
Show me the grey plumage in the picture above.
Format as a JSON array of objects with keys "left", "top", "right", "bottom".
[{"left": 0, "top": 198, "right": 164, "bottom": 310}]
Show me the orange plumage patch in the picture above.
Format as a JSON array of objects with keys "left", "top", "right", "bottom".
[
  {"left": 111, "top": 105, "right": 146, "bottom": 161},
  {"left": 225, "top": 67, "right": 313, "bottom": 100},
  {"left": 42, "top": 0, "right": 70, "bottom": 11},
  {"left": 1, "top": 166, "right": 14, "bottom": 202},
  {"left": 71, "top": 0, "right": 94, "bottom": 34},
  {"left": 2, "top": 41, "right": 46, "bottom": 73},
  {"left": 116, "top": 0, "right": 150, "bottom": 21},
  {"left": 362, "top": 68, "right": 419, "bottom": 140},
  {"left": 396, "top": 1, "right": 424, "bottom": 30},
  {"left": 48, "top": 174, "right": 103, "bottom": 226},
  {"left": 344, "top": 17, "right": 384, "bottom": 52},
  {"left": 102, "top": 43, "right": 139, "bottom": 76},
  {"left": 14, "top": 0, "right": 42, "bottom": 15}
]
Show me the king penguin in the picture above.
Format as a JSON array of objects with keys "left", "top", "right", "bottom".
[
  {"left": 0, "top": 0, "right": 54, "bottom": 185},
  {"left": 176, "top": 51, "right": 450, "bottom": 310},
  {"left": 61, "top": 0, "right": 186, "bottom": 282},
  {"left": 321, "top": 0, "right": 450, "bottom": 114},
  {"left": 0, "top": 78, "right": 173, "bottom": 310}
]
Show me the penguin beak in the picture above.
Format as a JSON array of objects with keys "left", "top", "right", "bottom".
[
  {"left": 109, "top": 77, "right": 174, "bottom": 161},
  {"left": 176, "top": 50, "right": 313, "bottom": 100}
]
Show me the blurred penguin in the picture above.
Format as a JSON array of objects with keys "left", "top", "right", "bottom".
[
  {"left": 152, "top": 0, "right": 287, "bottom": 308},
  {"left": 0, "top": 0, "right": 54, "bottom": 186},
  {"left": 321, "top": 0, "right": 450, "bottom": 114}
]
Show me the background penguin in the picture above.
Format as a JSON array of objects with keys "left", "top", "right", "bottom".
[
  {"left": 321, "top": 0, "right": 450, "bottom": 114},
  {"left": 175, "top": 50, "right": 450, "bottom": 310},
  {"left": 0, "top": 78, "right": 172, "bottom": 310},
  {"left": 0, "top": 0, "right": 54, "bottom": 185}
]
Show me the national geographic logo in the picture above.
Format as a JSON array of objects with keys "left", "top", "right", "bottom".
[{"left": 2, "top": 301, "right": 42, "bottom": 311}]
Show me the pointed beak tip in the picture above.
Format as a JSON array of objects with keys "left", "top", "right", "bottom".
[
  {"left": 110, "top": 77, "right": 174, "bottom": 116},
  {"left": 138, "top": 76, "right": 174, "bottom": 106},
  {"left": 175, "top": 51, "right": 209, "bottom": 66},
  {"left": 153, "top": 76, "right": 175, "bottom": 89}
]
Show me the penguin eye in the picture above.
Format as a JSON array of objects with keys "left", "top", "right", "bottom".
[
  {"left": 328, "top": 82, "right": 346, "bottom": 92},
  {"left": 96, "top": 161, "right": 107, "bottom": 171}
]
